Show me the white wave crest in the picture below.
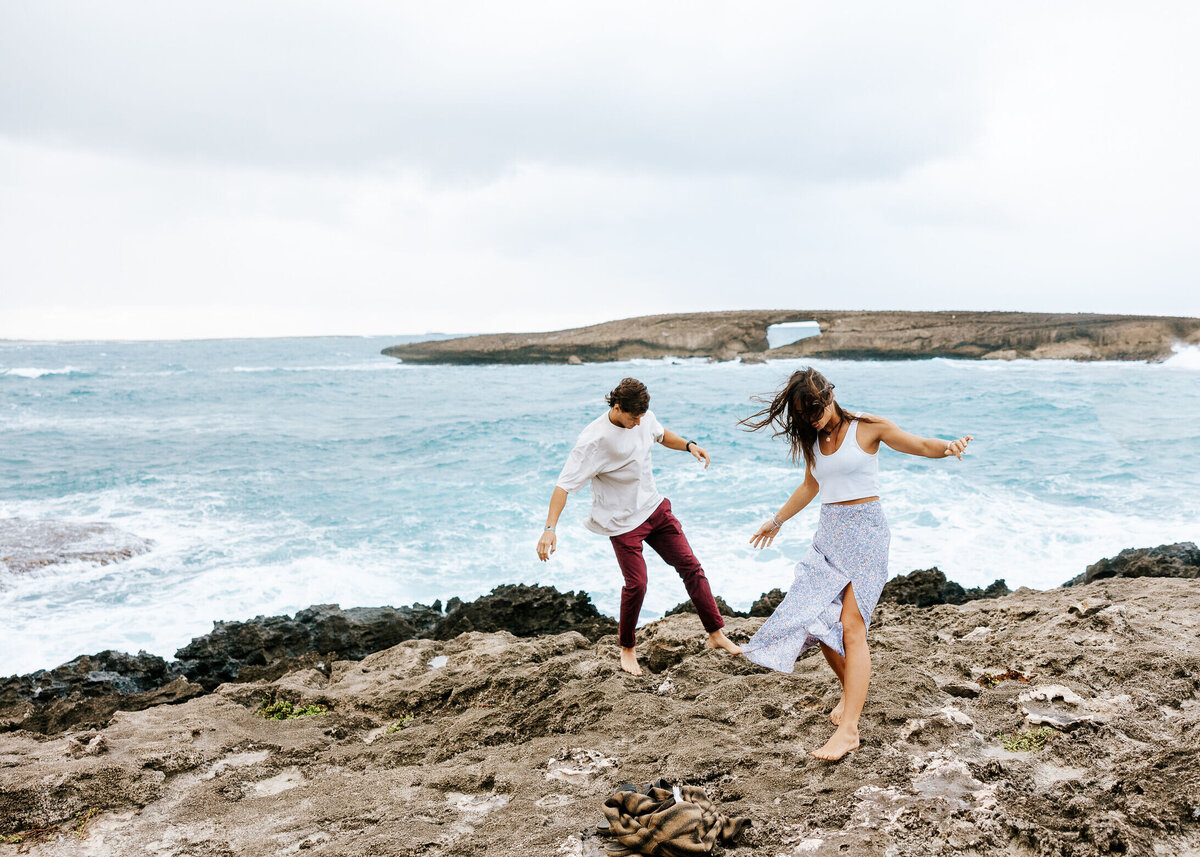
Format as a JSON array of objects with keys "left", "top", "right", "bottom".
[
  {"left": 2, "top": 366, "right": 86, "bottom": 379},
  {"left": 1159, "top": 343, "right": 1200, "bottom": 370}
]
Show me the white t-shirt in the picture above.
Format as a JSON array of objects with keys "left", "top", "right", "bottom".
[{"left": 556, "top": 410, "right": 666, "bottom": 536}]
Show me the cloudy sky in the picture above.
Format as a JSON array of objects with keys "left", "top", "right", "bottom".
[{"left": 1, "top": 2, "right": 1197, "bottom": 339}]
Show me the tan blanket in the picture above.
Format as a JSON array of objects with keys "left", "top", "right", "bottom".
[{"left": 598, "top": 780, "right": 751, "bottom": 856}]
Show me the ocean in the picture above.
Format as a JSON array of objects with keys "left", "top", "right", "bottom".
[{"left": 2, "top": 336, "right": 1197, "bottom": 675}]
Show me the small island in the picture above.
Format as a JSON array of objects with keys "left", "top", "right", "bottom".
[{"left": 382, "top": 310, "right": 1200, "bottom": 364}]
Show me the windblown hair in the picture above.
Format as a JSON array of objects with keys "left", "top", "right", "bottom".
[
  {"left": 739, "top": 368, "right": 872, "bottom": 469},
  {"left": 607, "top": 377, "right": 650, "bottom": 415}
]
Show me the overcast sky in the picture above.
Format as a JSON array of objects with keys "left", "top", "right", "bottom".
[{"left": 1, "top": 2, "right": 1197, "bottom": 340}]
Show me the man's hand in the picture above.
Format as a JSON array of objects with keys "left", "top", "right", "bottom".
[
  {"left": 536, "top": 529, "right": 557, "bottom": 561},
  {"left": 689, "top": 443, "right": 711, "bottom": 469}
]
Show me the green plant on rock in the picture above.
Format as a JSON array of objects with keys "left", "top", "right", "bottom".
[
  {"left": 386, "top": 714, "right": 416, "bottom": 732},
  {"left": 258, "top": 698, "right": 329, "bottom": 720},
  {"left": 1000, "top": 726, "right": 1055, "bottom": 752}
]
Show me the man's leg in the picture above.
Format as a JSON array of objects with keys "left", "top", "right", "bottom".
[
  {"left": 610, "top": 531, "right": 649, "bottom": 676},
  {"left": 644, "top": 502, "right": 741, "bottom": 654}
]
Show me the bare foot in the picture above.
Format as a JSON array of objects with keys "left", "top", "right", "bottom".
[
  {"left": 811, "top": 728, "right": 859, "bottom": 761},
  {"left": 619, "top": 647, "right": 643, "bottom": 676},
  {"left": 706, "top": 630, "right": 742, "bottom": 655},
  {"left": 830, "top": 699, "right": 845, "bottom": 726}
]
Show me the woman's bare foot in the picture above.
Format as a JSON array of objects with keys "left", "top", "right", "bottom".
[
  {"left": 619, "top": 647, "right": 643, "bottom": 676},
  {"left": 706, "top": 629, "right": 742, "bottom": 654},
  {"left": 830, "top": 699, "right": 845, "bottom": 726},
  {"left": 811, "top": 728, "right": 859, "bottom": 761}
]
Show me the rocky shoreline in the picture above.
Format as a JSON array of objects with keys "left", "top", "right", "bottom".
[
  {"left": 381, "top": 310, "right": 1200, "bottom": 364},
  {"left": 1, "top": 544, "right": 1198, "bottom": 855}
]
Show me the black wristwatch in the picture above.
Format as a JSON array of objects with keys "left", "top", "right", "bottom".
[{"left": 685, "top": 440, "right": 696, "bottom": 453}]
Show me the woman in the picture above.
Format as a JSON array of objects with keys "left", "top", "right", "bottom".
[{"left": 739, "top": 368, "right": 972, "bottom": 761}]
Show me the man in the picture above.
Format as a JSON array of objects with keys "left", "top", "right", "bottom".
[{"left": 536, "top": 377, "right": 741, "bottom": 676}]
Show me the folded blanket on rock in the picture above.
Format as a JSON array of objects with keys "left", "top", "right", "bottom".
[{"left": 598, "top": 779, "right": 751, "bottom": 856}]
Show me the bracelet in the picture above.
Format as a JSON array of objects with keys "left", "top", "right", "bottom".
[
  {"left": 685, "top": 440, "right": 696, "bottom": 452},
  {"left": 544, "top": 526, "right": 555, "bottom": 531},
  {"left": 770, "top": 515, "right": 783, "bottom": 530}
]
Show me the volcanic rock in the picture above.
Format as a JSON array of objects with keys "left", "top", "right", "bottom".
[
  {"left": 879, "top": 566, "right": 1010, "bottom": 607},
  {"left": 2, "top": 577, "right": 1198, "bottom": 856},
  {"left": 664, "top": 594, "right": 747, "bottom": 618},
  {"left": 432, "top": 584, "right": 617, "bottom": 641},
  {"left": 749, "top": 588, "right": 786, "bottom": 617},
  {"left": 175, "top": 602, "right": 445, "bottom": 690},
  {"left": 1062, "top": 541, "right": 1200, "bottom": 586}
]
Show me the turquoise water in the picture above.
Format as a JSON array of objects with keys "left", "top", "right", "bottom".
[{"left": 2, "top": 336, "right": 1197, "bottom": 674}]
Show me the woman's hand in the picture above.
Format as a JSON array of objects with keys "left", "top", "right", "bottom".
[
  {"left": 536, "top": 529, "right": 556, "bottom": 561},
  {"left": 943, "top": 435, "right": 974, "bottom": 460},
  {"left": 749, "top": 518, "right": 781, "bottom": 550}
]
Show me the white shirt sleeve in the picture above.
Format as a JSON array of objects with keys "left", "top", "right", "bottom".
[
  {"left": 645, "top": 410, "right": 665, "bottom": 443},
  {"left": 556, "top": 439, "right": 602, "bottom": 494}
]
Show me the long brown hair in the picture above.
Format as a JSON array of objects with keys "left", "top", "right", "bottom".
[{"left": 739, "top": 368, "right": 871, "bottom": 469}]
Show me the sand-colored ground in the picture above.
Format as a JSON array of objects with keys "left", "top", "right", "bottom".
[{"left": 2, "top": 577, "right": 1199, "bottom": 856}]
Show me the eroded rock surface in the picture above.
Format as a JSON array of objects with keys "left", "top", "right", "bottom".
[
  {"left": 2, "top": 578, "right": 1198, "bottom": 856},
  {"left": 880, "top": 566, "right": 1011, "bottom": 607},
  {"left": 0, "top": 517, "right": 153, "bottom": 575},
  {"left": 0, "top": 586, "right": 614, "bottom": 734},
  {"left": 1063, "top": 541, "right": 1200, "bottom": 586}
]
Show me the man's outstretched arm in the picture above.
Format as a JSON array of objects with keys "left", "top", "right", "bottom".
[
  {"left": 536, "top": 486, "right": 568, "bottom": 561},
  {"left": 659, "top": 428, "right": 710, "bottom": 469}
]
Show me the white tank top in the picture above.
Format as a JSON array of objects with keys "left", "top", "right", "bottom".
[{"left": 811, "top": 415, "right": 880, "bottom": 504}]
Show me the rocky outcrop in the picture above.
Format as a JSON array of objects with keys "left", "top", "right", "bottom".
[
  {"left": 0, "top": 517, "right": 152, "bottom": 576},
  {"left": 749, "top": 587, "right": 786, "bottom": 617},
  {"left": 880, "top": 567, "right": 1011, "bottom": 607},
  {"left": 175, "top": 602, "right": 445, "bottom": 690},
  {"left": 0, "top": 587, "right": 614, "bottom": 734},
  {"left": 1063, "top": 541, "right": 1200, "bottom": 587},
  {"left": 433, "top": 584, "right": 617, "bottom": 641},
  {"left": 664, "top": 594, "right": 747, "bottom": 618},
  {"left": 382, "top": 310, "right": 1200, "bottom": 364},
  {"left": 2, "top": 577, "right": 1198, "bottom": 856}
]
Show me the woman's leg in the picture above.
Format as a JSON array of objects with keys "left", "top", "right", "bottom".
[
  {"left": 812, "top": 583, "right": 869, "bottom": 760},
  {"left": 820, "top": 643, "right": 847, "bottom": 724}
]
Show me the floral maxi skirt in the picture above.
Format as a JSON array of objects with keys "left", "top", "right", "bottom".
[{"left": 741, "top": 501, "right": 890, "bottom": 674}]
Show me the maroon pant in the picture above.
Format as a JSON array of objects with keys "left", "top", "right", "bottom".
[{"left": 609, "top": 498, "right": 724, "bottom": 648}]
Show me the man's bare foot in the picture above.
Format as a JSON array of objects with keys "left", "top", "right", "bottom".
[
  {"left": 811, "top": 728, "right": 859, "bottom": 761},
  {"left": 830, "top": 698, "right": 845, "bottom": 726},
  {"left": 619, "top": 647, "right": 643, "bottom": 676},
  {"left": 706, "top": 630, "right": 742, "bottom": 655}
]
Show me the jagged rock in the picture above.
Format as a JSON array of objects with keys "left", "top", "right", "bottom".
[
  {"left": 1, "top": 578, "right": 1199, "bottom": 855},
  {"left": 880, "top": 567, "right": 1010, "bottom": 607},
  {"left": 749, "top": 588, "right": 786, "bottom": 617},
  {"left": 1063, "top": 542, "right": 1200, "bottom": 586},
  {"left": 175, "top": 603, "right": 445, "bottom": 690},
  {"left": 664, "top": 595, "right": 746, "bottom": 618},
  {"left": 2, "top": 588, "right": 611, "bottom": 734},
  {"left": 0, "top": 517, "right": 153, "bottom": 575},
  {"left": 433, "top": 584, "right": 617, "bottom": 641}
]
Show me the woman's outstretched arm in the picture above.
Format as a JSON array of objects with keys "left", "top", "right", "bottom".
[
  {"left": 873, "top": 418, "right": 973, "bottom": 460},
  {"left": 750, "top": 465, "right": 819, "bottom": 549}
]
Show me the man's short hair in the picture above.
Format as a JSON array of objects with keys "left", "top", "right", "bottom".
[{"left": 606, "top": 378, "right": 649, "bottom": 415}]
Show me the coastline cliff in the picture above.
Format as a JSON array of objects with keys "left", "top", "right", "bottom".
[{"left": 381, "top": 310, "right": 1200, "bottom": 364}]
